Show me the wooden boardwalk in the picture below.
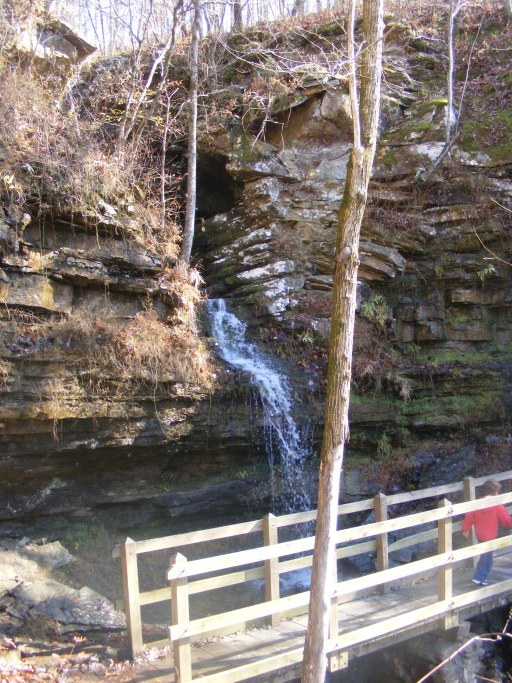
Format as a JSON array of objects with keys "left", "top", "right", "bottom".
[
  {"left": 113, "top": 470, "right": 512, "bottom": 683},
  {"left": 131, "top": 550, "right": 512, "bottom": 682}
]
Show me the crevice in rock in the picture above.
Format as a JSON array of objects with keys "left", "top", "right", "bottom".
[{"left": 196, "top": 152, "right": 242, "bottom": 218}]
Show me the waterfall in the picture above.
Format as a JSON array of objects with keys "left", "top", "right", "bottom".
[{"left": 206, "top": 298, "right": 312, "bottom": 514}]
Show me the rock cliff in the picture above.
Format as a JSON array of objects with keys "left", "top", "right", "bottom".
[
  {"left": 196, "top": 9, "right": 512, "bottom": 449},
  {"left": 1, "top": 6, "right": 512, "bottom": 522}
]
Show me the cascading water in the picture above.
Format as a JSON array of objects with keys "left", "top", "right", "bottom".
[{"left": 206, "top": 298, "right": 312, "bottom": 515}]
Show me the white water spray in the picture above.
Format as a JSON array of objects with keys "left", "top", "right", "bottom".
[{"left": 206, "top": 298, "right": 312, "bottom": 514}]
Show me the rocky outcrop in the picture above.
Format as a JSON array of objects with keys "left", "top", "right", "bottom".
[
  {"left": 14, "top": 16, "right": 96, "bottom": 72},
  {"left": 0, "top": 539, "right": 125, "bottom": 636},
  {"left": 1, "top": 9, "right": 512, "bottom": 524},
  {"left": 195, "top": 13, "right": 512, "bottom": 455}
]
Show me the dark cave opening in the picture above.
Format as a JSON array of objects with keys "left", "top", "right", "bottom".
[{"left": 196, "top": 152, "right": 241, "bottom": 219}]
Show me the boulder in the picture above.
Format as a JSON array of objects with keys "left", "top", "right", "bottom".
[
  {"left": 31, "top": 586, "right": 126, "bottom": 631},
  {"left": 18, "top": 541, "right": 74, "bottom": 569}
]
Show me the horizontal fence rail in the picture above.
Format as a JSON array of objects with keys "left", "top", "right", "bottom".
[{"left": 113, "top": 469, "right": 512, "bottom": 682}]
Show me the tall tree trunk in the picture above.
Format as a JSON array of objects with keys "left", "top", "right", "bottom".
[
  {"left": 301, "top": 1, "right": 384, "bottom": 681},
  {"left": 293, "top": 0, "right": 305, "bottom": 16},
  {"left": 179, "top": 0, "right": 200, "bottom": 264},
  {"left": 446, "top": 1, "right": 462, "bottom": 144},
  {"left": 505, "top": 0, "right": 512, "bottom": 18},
  {"left": 233, "top": 0, "right": 243, "bottom": 29}
]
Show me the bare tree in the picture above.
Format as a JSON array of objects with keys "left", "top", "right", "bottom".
[
  {"left": 301, "top": 0, "right": 384, "bottom": 681},
  {"left": 293, "top": 0, "right": 305, "bottom": 16},
  {"left": 233, "top": 0, "right": 243, "bottom": 29},
  {"left": 179, "top": 0, "right": 200, "bottom": 264},
  {"left": 446, "top": 0, "right": 465, "bottom": 144}
]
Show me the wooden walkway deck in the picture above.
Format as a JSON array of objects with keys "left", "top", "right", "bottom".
[{"left": 132, "top": 550, "right": 512, "bottom": 682}]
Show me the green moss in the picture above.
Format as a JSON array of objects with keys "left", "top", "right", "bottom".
[
  {"left": 459, "top": 119, "right": 487, "bottom": 152},
  {"left": 409, "top": 37, "right": 432, "bottom": 52},
  {"left": 415, "top": 53, "right": 440, "bottom": 70},
  {"left": 447, "top": 311, "right": 471, "bottom": 325},
  {"left": 381, "top": 150, "right": 396, "bottom": 168},
  {"left": 496, "top": 110, "right": 512, "bottom": 128},
  {"left": 316, "top": 20, "right": 344, "bottom": 36},
  {"left": 416, "top": 98, "right": 447, "bottom": 116},
  {"left": 415, "top": 347, "right": 512, "bottom": 366},
  {"left": 488, "top": 141, "right": 512, "bottom": 162},
  {"left": 384, "top": 21, "right": 413, "bottom": 40},
  {"left": 459, "top": 111, "right": 512, "bottom": 161},
  {"left": 232, "top": 135, "right": 261, "bottom": 163},
  {"left": 401, "top": 392, "right": 502, "bottom": 426}
]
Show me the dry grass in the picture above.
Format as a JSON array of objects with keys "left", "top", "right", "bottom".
[
  {"left": 1, "top": 266, "right": 213, "bottom": 397},
  {"left": 0, "top": 67, "right": 118, "bottom": 207},
  {"left": 352, "top": 318, "right": 404, "bottom": 397},
  {"left": 0, "top": 357, "right": 12, "bottom": 387},
  {"left": 0, "top": 61, "right": 181, "bottom": 257},
  {"left": 40, "top": 268, "right": 213, "bottom": 392}
]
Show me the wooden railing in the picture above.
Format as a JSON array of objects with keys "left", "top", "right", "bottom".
[{"left": 113, "top": 469, "right": 512, "bottom": 682}]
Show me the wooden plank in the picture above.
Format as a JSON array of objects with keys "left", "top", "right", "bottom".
[
  {"left": 384, "top": 469, "right": 512, "bottom": 507},
  {"left": 335, "top": 492, "right": 512, "bottom": 547},
  {"left": 275, "top": 499, "right": 375, "bottom": 529},
  {"left": 189, "top": 646, "right": 304, "bottom": 683},
  {"left": 138, "top": 556, "right": 512, "bottom": 683},
  {"left": 277, "top": 470, "right": 512, "bottom": 528},
  {"left": 117, "top": 566, "right": 266, "bottom": 610},
  {"left": 113, "top": 470, "right": 512, "bottom": 561},
  {"left": 387, "top": 520, "right": 461, "bottom": 555},
  {"left": 463, "top": 476, "right": 477, "bottom": 568},
  {"left": 328, "top": 598, "right": 450, "bottom": 652},
  {"left": 263, "top": 514, "right": 280, "bottom": 627},
  {"left": 169, "top": 590, "right": 311, "bottom": 642},
  {"left": 337, "top": 539, "right": 376, "bottom": 558},
  {"left": 374, "top": 493, "right": 389, "bottom": 590},
  {"left": 169, "top": 535, "right": 316, "bottom": 580},
  {"left": 387, "top": 528, "right": 437, "bottom": 553},
  {"left": 119, "top": 538, "right": 143, "bottom": 657},
  {"left": 331, "top": 575, "right": 512, "bottom": 654},
  {"left": 386, "top": 482, "right": 462, "bottom": 506},
  {"left": 171, "top": 536, "right": 512, "bottom": 646},
  {"left": 113, "top": 519, "right": 264, "bottom": 558},
  {"left": 190, "top": 567, "right": 264, "bottom": 594},
  {"left": 438, "top": 499, "right": 457, "bottom": 630},
  {"left": 170, "top": 553, "right": 192, "bottom": 682},
  {"left": 438, "top": 499, "right": 452, "bottom": 602},
  {"left": 278, "top": 554, "right": 312, "bottom": 574},
  {"left": 187, "top": 570, "right": 512, "bottom": 683},
  {"left": 334, "top": 535, "right": 512, "bottom": 600},
  {"left": 336, "top": 500, "right": 376, "bottom": 514}
]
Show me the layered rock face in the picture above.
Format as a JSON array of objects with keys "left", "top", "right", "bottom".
[
  {"left": 1, "top": 10, "right": 512, "bottom": 522},
  {"left": 197, "top": 15, "right": 512, "bottom": 439},
  {"left": 0, "top": 199, "right": 220, "bottom": 519}
]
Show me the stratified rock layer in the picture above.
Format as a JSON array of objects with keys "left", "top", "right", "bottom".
[{"left": 1, "top": 10, "right": 512, "bottom": 520}]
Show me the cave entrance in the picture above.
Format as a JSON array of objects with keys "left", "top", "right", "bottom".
[{"left": 196, "top": 152, "right": 241, "bottom": 219}]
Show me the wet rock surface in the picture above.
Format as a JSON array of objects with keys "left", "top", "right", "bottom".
[{"left": 0, "top": 540, "right": 125, "bottom": 638}]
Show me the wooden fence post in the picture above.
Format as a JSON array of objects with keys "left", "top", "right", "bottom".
[
  {"left": 169, "top": 552, "right": 192, "bottom": 683},
  {"left": 329, "top": 552, "right": 338, "bottom": 639},
  {"left": 463, "top": 476, "right": 477, "bottom": 567},
  {"left": 263, "top": 513, "right": 280, "bottom": 626},
  {"left": 119, "top": 537, "right": 143, "bottom": 658},
  {"left": 328, "top": 553, "right": 345, "bottom": 673},
  {"left": 375, "top": 493, "right": 389, "bottom": 593},
  {"left": 438, "top": 498, "right": 457, "bottom": 629}
]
